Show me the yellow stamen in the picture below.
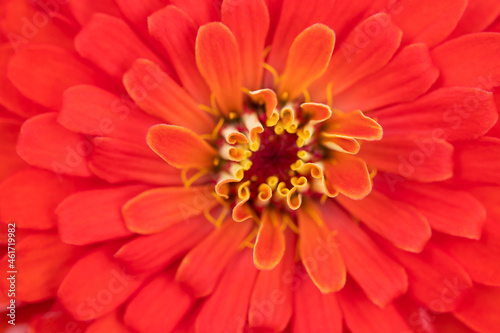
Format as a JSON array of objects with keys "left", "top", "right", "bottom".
[
  {"left": 302, "top": 89, "right": 311, "bottom": 103},
  {"left": 239, "top": 227, "right": 259, "bottom": 250},
  {"left": 267, "top": 176, "right": 279, "bottom": 191},
  {"left": 210, "top": 93, "right": 220, "bottom": 116},
  {"left": 263, "top": 63, "right": 280, "bottom": 86},
  {"left": 198, "top": 104, "right": 219, "bottom": 117},
  {"left": 326, "top": 82, "right": 333, "bottom": 108},
  {"left": 283, "top": 214, "right": 300, "bottom": 234},
  {"left": 263, "top": 45, "right": 272, "bottom": 58}
]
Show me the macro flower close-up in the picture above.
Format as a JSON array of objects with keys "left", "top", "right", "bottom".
[{"left": 1, "top": 0, "right": 500, "bottom": 332}]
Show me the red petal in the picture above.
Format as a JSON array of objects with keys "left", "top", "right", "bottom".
[
  {"left": 7, "top": 45, "right": 103, "bottom": 109},
  {"left": 115, "top": 214, "right": 214, "bottom": 273},
  {"left": 359, "top": 138, "right": 454, "bottom": 182},
  {"left": 58, "top": 247, "right": 147, "bottom": 321},
  {"left": 455, "top": 137, "right": 500, "bottom": 185},
  {"left": 123, "top": 59, "right": 214, "bottom": 135},
  {"left": 222, "top": 0, "right": 269, "bottom": 91},
  {"left": 388, "top": 0, "right": 467, "bottom": 47},
  {"left": 147, "top": 124, "right": 218, "bottom": 169},
  {"left": 0, "top": 45, "right": 43, "bottom": 118},
  {"left": 332, "top": 44, "right": 438, "bottom": 111},
  {"left": 431, "top": 33, "right": 500, "bottom": 90},
  {"left": 297, "top": 202, "right": 346, "bottom": 293},
  {"left": 265, "top": 0, "right": 341, "bottom": 76},
  {"left": 149, "top": 5, "right": 211, "bottom": 103},
  {"left": 323, "top": 110, "right": 382, "bottom": 140},
  {"left": 338, "top": 281, "right": 412, "bottom": 333},
  {"left": 292, "top": 273, "right": 342, "bottom": 333},
  {"left": 1, "top": 0, "right": 75, "bottom": 51},
  {"left": 124, "top": 272, "right": 194, "bottom": 333},
  {"left": 28, "top": 305, "right": 89, "bottom": 333},
  {"left": 337, "top": 190, "right": 431, "bottom": 253},
  {"left": 435, "top": 198, "right": 500, "bottom": 286},
  {"left": 196, "top": 22, "right": 243, "bottom": 116},
  {"left": 170, "top": 0, "right": 220, "bottom": 26},
  {"left": 374, "top": 87, "right": 498, "bottom": 141},
  {"left": 451, "top": 0, "right": 500, "bottom": 37},
  {"left": 384, "top": 242, "right": 473, "bottom": 313},
  {"left": 195, "top": 248, "right": 258, "bottom": 333},
  {"left": 123, "top": 185, "right": 218, "bottom": 234},
  {"left": 68, "top": 0, "right": 122, "bottom": 25},
  {"left": 253, "top": 208, "right": 285, "bottom": 270},
  {"left": 89, "top": 137, "right": 182, "bottom": 185},
  {"left": 176, "top": 219, "right": 253, "bottom": 297},
  {"left": 0, "top": 118, "right": 27, "bottom": 182},
  {"left": 311, "top": 12, "right": 402, "bottom": 100},
  {"left": 16, "top": 113, "right": 94, "bottom": 177},
  {"left": 0, "top": 168, "right": 92, "bottom": 229},
  {"left": 60, "top": 85, "right": 161, "bottom": 143},
  {"left": 277, "top": 24, "right": 335, "bottom": 101},
  {"left": 323, "top": 154, "right": 372, "bottom": 199},
  {"left": 86, "top": 311, "right": 131, "bottom": 333},
  {"left": 248, "top": 231, "right": 295, "bottom": 331},
  {"left": 114, "top": 0, "right": 165, "bottom": 31},
  {"left": 388, "top": 183, "right": 486, "bottom": 239},
  {"left": 57, "top": 185, "right": 149, "bottom": 245},
  {"left": 0, "top": 234, "right": 82, "bottom": 302},
  {"left": 75, "top": 14, "right": 163, "bottom": 78},
  {"left": 322, "top": 201, "right": 408, "bottom": 307},
  {"left": 454, "top": 285, "right": 500, "bottom": 332}
]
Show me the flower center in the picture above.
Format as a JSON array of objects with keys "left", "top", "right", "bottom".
[{"left": 211, "top": 88, "right": 365, "bottom": 223}]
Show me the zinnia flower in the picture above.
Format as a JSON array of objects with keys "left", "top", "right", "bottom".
[{"left": 1, "top": 0, "right": 500, "bottom": 332}]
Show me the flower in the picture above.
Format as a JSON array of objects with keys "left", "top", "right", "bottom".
[{"left": 1, "top": 0, "right": 500, "bottom": 332}]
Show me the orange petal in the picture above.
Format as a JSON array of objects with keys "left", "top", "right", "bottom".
[
  {"left": 196, "top": 22, "right": 243, "bottom": 116},
  {"left": 322, "top": 201, "right": 408, "bottom": 308},
  {"left": 249, "top": 230, "right": 295, "bottom": 331},
  {"left": 253, "top": 208, "right": 286, "bottom": 270},
  {"left": 0, "top": 234, "right": 82, "bottom": 303},
  {"left": 454, "top": 285, "right": 500, "bottom": 332},
  {"left": 293, "top": 273, "right": 343, "bottom": 333},
  {"left": 311, "top": 12, "right": 402, "bottom": 99},
  {"left": 147, "top": 124, "right": 217, "bottom": 169},
  {"left": 249, "top": 89, "right": 278, "bottom": 119},
  {"left": 338, "top": 281, "right": 412, "bottom": 333},
  {"left": 123, "top": 59, "right": 214, "bottom": 135},
  {"left": 384, "top": 243, "right": 472, "bottom": 313},
  {"left": 60, "top": 85, "right": 160, "bottom": 144},
  {"left": 86, "top": 311, "right": 131, "bottom": 333},
  {"left": 358, "top": 138, "right": 454, "bottom": 183},
  {"left": 297, "top": 202, "right": 346, "bottom": 293},
  {"left": 7, "top": 45, "right": 103, "bottom": 110},
  {"left": 222, "top": 0, "right": 269, "bottom": 90},
  {"left": 323, "top": 154, "right": 372, "bottom": 199},
  {"left": 321, "top": 135, "right": 360, "bottom": 154},
  {"left": 89, "top": 137, "right": 183, "bottom": 185},
  {"left": 58, "top": 247, "right": 147, "bottom": 321},
  {"left": 176, "top": 219, "right": 254, "bottom": 297},
  {"left": 75, "top": 14, "right": 163, "bottom": 78},
  {"left": 195, "top": 248, "right": 259, "bottom": 333},
  {"left": 16, "top": 113, "right": 93, "bottom": 178},
  {"left": 300, "top": 103, "right": 332, "bottom": 124},
  {"left": 323, "top": 110, "right": 383, "bottom": 141},
  {"left": 123, "top": 185, "right": 218, "bottom": 234},
  {"left": 115, "top": 213, "right": 214, "bottom": 273},
  {"left": 124, "top": 272, "right": 194, "bottom": 333},
  {"left": 0, "top": 168, "right": 92, "bottom": 230},
  {"left": 57, "top": 185, "right": 149, "bottom": 245},
  {"left": 148, "top": 5, "right": 211, "bottom": 103},
  {"left": 337, "top": 190, "right": 432, "bottom": 253},
  {"left": 278, "top": 24, "right": 335, "bottom": 101}
]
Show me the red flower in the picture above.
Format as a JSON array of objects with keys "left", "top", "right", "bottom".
[{"left": 1, "top": 0, "right": 500, "bottom": 332}]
